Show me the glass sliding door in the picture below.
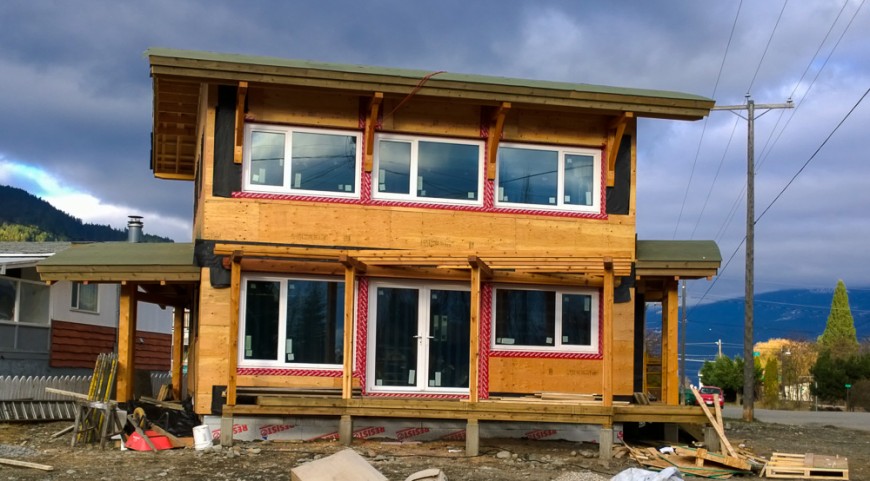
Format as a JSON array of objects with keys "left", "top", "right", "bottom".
[{"left": 369, "top": 283, "right": 470, "bottom": 393}]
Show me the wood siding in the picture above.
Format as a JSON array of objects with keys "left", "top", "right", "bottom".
[{"left": 49, "top": 320, "right": 171, "bottom": 371}]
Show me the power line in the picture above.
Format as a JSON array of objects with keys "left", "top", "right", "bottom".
[{"left": 747, "top": 0, "right": 789, "bottom": 94}]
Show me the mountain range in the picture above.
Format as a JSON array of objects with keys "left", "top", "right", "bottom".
[{"left": 0, "top": 185, "right": 171, "bottom": 242}]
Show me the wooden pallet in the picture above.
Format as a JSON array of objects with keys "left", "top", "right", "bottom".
[{"left": 762, "top": 452, "right": 849, "bottom": 480}]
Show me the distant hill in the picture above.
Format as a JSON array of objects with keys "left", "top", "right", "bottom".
[
  {"left": 0, "top": 185, "right": 172, "bottom": 242},
  {"left": 647, "top": 287, "right": 870, "bottom": 361}
]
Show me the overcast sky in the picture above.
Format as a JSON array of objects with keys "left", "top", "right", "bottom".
[{"left": 1, "top": 1, "right": 869, "bottom": 311}]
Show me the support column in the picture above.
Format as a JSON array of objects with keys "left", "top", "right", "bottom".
[
  {"left": 227, "top": 252, "right": 242, "bottom": 407},
  {"left": 602, "top": 260, "right": 614, "bottom": 407},
  {"left": 339, "top": 415, "right": 353, "bottom": 446},
  {"left": 469, "top": 265, "right": 482, "bottom": 403},
  {"left": 466, "top": 418, "right": 479, "bottom": 456},
  {"left": 171, "top": 306, "right": 184, "bottom": 400},
  {"left": 663, "top": 279, "right": 679, "bottom": 405},
  {"left": 598, "top": 427, "right": 613, "bottom": 462},
  {"left": 220, "top": 412, "right": 234, "bottom": 447},
  {"left": 342, "top": 266, "right": 356, "bottom": 399},
  {"left": 704, "top": 426, "right": 722, "bottom": 454},
  {"left": 116, "top": 283, "right": 137, "bottom": 403},
  {"left": 663, "top": 423, "right": 680, "bottom": 442}
]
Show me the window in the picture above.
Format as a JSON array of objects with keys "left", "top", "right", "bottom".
[
  {"left": 1, "top": 276, "right": 50, "bottom": 324},
  {"left": 243, "top": 124, "right": 361, "bottom": 197},
  {"left": 496, "top": 144, "right": 600, "bottom": 212},
  {"left": 240, "top": 276, "right": 345, "bottom": 368},
  {"left": 71, "top": 282, "right": 99, "bottom": 313},
  {"left": 373, "top": 134, "right": 483, "bottom": 204},
  {"left": 493, "top": 286, "right": 598, "bottom": 353}
]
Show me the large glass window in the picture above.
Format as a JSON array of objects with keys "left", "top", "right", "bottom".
[
  {"left": 243, "top": 124, "right": 360, "bottom": 197},
  {"left": 71, "top": 282, "right": 99, "bottom": 313},
  {"left": 497, "top": 144, "right": 600, "bottom": 212},
  {"left": 493, "top": 286, "right": 597, "bottom": 352},
  {"left": 0, "top": 277, "right": 50, "bottom": 324},
  {"left": 373, "top": 134, "right": 483, "bottom": 204},
  {"left": 240, "top": 276, "right": 344, "bottom": 367}
]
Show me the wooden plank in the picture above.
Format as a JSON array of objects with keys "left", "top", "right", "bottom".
[
  {"left": 485, "top": 102, "right": 511, "bottom": 180},
  {"left": 691, "top": 386, "right": 738, "bottom": 458},
  {"left": 116, "top": 283, "right": 137, "bottom": 403},
  {"left": 663, "top": 279, "right": 679, "bottom": 405},
  {"left": 469, "top": 265, "right": 481, "bottom": 403},
  {"left": 605, "top": 112, "right": 633, "bottom": 186},
  {"left": 0, "top": 458, "right": 54, "bottom": 471},
  {"left": 171, "top": 307, "right": 184, "bottom": 400},
  {"left": 290, "top": 448, "right": 388, "bottom": 481},
  {"left": 233, "top": 81, "right": 248, "bottom": 164},
  {"left": 764, "top": 452, "right": 849, "bottom": 480},
  {"left": 227, "top": 254, "right": 241, "bottom": 406},
  {"left": 363, "top": 92, "right": 384, "bottom": 173},
  {"left": 602, "top": 264, "right": 614, "bottom": 408},
  {"left": 673, "top": 446, "right": 750, "bottom": 471},
  {"left": 341, "top": 266, "right": 356, "bottom": 399}
]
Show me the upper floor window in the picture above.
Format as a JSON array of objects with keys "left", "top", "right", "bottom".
[
  {"left": 71, "top": 281, "right": 99, "bottom": 313},
  {"left": 240, "top": 275, "right": 344, "bottom": 368},
  {"left": 243, "top": 124, "right": 361, "bottom": 197},
  {"left": 373, "top": 134, "right": 483, "bottom": 205},
  {"left": 496, "top": 144, "right": 601, "bottom": 212},
  {"left": 492, "top": 286, "right": 598, "bottom": 353}
]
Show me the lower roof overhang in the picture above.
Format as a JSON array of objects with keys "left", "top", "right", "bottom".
[
  {"left": 37, "top": 242, "right": 200, "bottom": 283},
  {"left": 636, "top": 240, "right": 721, "bottom": 280}
]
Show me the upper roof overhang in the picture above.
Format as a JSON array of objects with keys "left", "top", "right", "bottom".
[
  {"left": 636, "top": 240, "right": 721, "bottom": 279},
  {"left": 146, "top": 48, "right": 715, "bottom": 181}
]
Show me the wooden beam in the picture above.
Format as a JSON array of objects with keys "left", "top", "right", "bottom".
[
  {"left": 606, "top": 112, "right": 633, "bottom": 187},
  {"left": 663, "top": 279, "right": 679, "bottom": 405},
  {"left": 171, "top": 307, "right": 184, "bottom": 400},
  {"left": 342, "top": 266, "right": 356, "bottom": 399},
  {"left": 233, "top": 81, "right": 248, "bottom": 164},
  {"left": 467, "top": 255, "right": 493, "bottom": 279},
  {"left": 363, "top": 92, "right": 384, "bottom": 172},
  {"left": 116, "top": 283, "right": 137, "bottom": 403},
  {"left": 339, "top": 254, "right": 367, "bottom": 274},
  {"left": 227, "top": 252, "right": 242, "bottom": 406},
  {"left": 485, "top": 102, "right": 511, "bottom": 180},
  {"left": 469, "top": 265, "right": 482, "bottom": 402},
  {"left": 602, "top": 263, "right": 614, "bottom": 407}
]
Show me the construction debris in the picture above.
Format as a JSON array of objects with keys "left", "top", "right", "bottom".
[
  {"left": 761, "top": 452, "right": 849, "bottom": 480},
  {"left": 404, "top": 468, "right": 448, "bottom": 481},
  {"left": 625, "top": 443, "right": 746, "bottom": 479},
  {"left": 291, "top": 449, "right": 388, "bottom": 481}
]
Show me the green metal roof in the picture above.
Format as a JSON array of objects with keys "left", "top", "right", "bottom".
[
  {"left": 636, "top": 240, "right": 721, "bottom": 279},
  {"left": 37, "top": 242, "right": 199, "bottom": 283},
  {"left": 146, "top": 47, "right": 713, "bottom": 104}
]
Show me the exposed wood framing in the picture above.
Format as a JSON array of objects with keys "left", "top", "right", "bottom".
[
  {"left": 602, "top": 258, "right": 614, "bottom": 408},
  {"left": 606, "top": 112, "right": 633, "bottom": 187},
  {"left": 171, "top": 307, "right": 184, "bottom": 400},
  {"left": 467, "top": 255, "right": 492, "bottom": 279},
  {"left": 469, "top": 265, "right": 482, "bottom": 402},
  {"left": 485, "top": 102, "right": 511, "bottom": 180},
  {"left": 663, "top": 278, "right": 679, "bottom": 405},
  {"left": 116, "top": 283, "right": 137, "bottom": 403},
  {"left": 233, "top": 81, "right": 248, "bottom": 164},
  {"left": 339, "top": 254, "right": 367, "bottom": 274},
  {"left": 342, "top": 265, "right": 356, "bottom": 399},
  {"left": 227, "top": 252, "right": 242, "bottom": 406},
  {"left": 363, "top": 92, "right": 384, "bottom": 172}
]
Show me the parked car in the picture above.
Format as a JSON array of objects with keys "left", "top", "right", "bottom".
[{"left": 686, "top": 386, "right": 725, "bottom": 407}]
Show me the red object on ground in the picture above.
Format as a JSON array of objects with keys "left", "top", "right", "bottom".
[{"left": 125, "top": 430, "right": 173, "bottom": 451}]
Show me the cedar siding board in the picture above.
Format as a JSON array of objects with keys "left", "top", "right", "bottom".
[{"left": 50, "top": 320, "right": 171, "bottom": 370}]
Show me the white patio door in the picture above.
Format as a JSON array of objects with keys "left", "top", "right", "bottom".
[{"left": 367, "top": 282, "right": 470, "bottom": 394}]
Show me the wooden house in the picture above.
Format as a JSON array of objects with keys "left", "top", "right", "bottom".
[{"left": 39, "top": 48, "right": 721, "bottom": 455}]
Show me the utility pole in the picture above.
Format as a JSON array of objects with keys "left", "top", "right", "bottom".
[
  {"left": 679, "top": 281, "right": 687, "bottom": 404},
  {"left": 712, "top": 94, "right": 793, "bottom": 422}
]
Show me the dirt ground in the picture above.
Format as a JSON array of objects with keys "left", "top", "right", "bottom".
[{"left": 0, "top": 418, "right": 867, "bottom": 481}]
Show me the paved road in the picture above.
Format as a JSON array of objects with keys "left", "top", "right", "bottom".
[{"left": 722, "top": 405, "right": 870, "bottom": 431}]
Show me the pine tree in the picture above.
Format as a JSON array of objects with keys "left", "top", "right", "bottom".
[{"left": 817, "top": 280, "right": 859, "bottom": 357}]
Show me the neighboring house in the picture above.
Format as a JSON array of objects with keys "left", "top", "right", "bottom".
[
  {"left": 1, "top": 242, "right": 173, "bottom": 376},
  {"left": 39, "top": 48, "right": 722, "bottom": 453}
]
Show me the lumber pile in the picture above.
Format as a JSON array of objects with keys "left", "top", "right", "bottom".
[
  {"left": 625, "top": 444, "right": 747, "bottom": 479},
  {"left": 760, "top": 452, "right": 849, "bottom": 480}
]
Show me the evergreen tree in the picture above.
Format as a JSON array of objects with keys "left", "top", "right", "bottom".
[{"left": 818, "top": 280, "right": 859, "bottom": 357}]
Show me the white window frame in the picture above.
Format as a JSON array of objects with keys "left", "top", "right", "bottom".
[
  {"left": 372, "top": 133, "right": 485, "bottom": 206},
  {"left": 70, "top": 281, "right": 99, "bottom": 314},
  {"left": 491, "top": 285, "right": 599, "bottom": 354},
  {"left": 0, "top": 275, "right": 51, "bottom": 325},
  {"left": 495, "top": 142, "right": 602, "bottom": 213},
  {"left": 366, "top": 279, "right": 471, "bottom": 395},
  {"left": 237, "top": 274, "right": 348, "bottom": 370},
  {"left": 242, "top": 123, "right": 362, "bottom": 198}
]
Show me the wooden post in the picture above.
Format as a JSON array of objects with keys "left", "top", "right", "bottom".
[
  {"left": 664, "top": 279, "right": 679, "bottom": 405},
  {"left": 116, "top": 283, "right": 137, "bottom": 403},
  {"left": 227, "top": 253, "right": 242, "bottom": 407},
  {"left": 171, "top": 307, "right": 184, "bottom": 400},
  {"left": 602, "top": 259, "right": 614, "bottom": 407},
  {"left": 469, "top": 266, "right": 481, "bottom": 403},
  {"left": 342, "top": 266, "right": 356, "bottom": 399}
]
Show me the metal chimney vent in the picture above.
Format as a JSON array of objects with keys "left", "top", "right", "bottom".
[{"left": 127, "top": 216, "right": 143, "bottom": 243}]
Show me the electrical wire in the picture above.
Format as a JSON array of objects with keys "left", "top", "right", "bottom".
[{"left": 747, "top": 0, "right": 789, "bottom": 94}]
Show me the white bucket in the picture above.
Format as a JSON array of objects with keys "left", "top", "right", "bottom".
[{"left": 193, "top": 424, "right": 213, "bottom": 451}]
